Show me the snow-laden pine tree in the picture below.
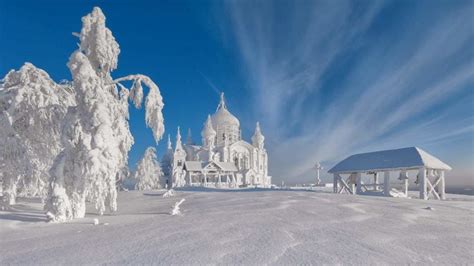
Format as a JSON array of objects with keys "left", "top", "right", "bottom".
[
  {"left": 46, "top": 7, "right": 165, "bottom": 222},
  {"left": 0, "top": 64, "right": 75, "bottom": 205},
  {"left": 133, "top": 147, "right": 162, "bottom": 190}
]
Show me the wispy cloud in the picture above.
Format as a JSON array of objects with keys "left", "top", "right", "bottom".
[
  {"left": 220, "top": 1, "right": 474, "bottom": 184},
  {"left": 198, "top": 70, "right": 221, "bottom": 96}
]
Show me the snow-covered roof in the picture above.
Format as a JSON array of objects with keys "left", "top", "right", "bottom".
[
  {"left": 184, "top": 161, "right": 203, "bottom": 171},
  {"left": 184, "top": 161, "right": 238, "bottom": 172},
  {"left": 213, "top": 161, "right": 238, "bottom": 172},
  {"left": 328, "top": 147, "right": 452, "bottom": 174}
]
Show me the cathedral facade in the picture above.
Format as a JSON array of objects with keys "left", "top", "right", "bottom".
[{"left": 162, "top": 93, "right": 272, "bottom": 188}]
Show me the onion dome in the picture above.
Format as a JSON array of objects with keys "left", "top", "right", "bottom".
[
  {"left": 252, "top": 122, "right": 265, "bottom": 147},
  {"left": 201, "top": 115, "right": 217, "bottom": 139},
  {"left": 211, "top": 93, "right": 240, "bottom": 129}
]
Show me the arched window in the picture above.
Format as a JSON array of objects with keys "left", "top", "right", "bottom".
[{"left": 243, "top": 156, "right": 248, "bottom": 169}]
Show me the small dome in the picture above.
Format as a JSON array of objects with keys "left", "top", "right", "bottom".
[
  {"left": 252, "top": 122, "right": 265, "bottom": 145},
  {"left": 211, "top": 93, "right": 240, "bottom": 128},
  {"left": 201, "top": 115, "right": 216, "bottom": 138}
]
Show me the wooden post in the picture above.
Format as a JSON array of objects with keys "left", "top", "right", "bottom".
[
  {"left": 356, "top": 173, "right": 362, "bottom": 194},
  {"left": 438, "top": 170, "right": 446, "bottom": 200},
  {"left": 383, "top": 171, "right": 390, "bottom": 196},
  {"left": 404, "top": 179, "right": 409, "bottom": 197},
  {"left": 333, "top": 174, "right": 338, "bottom": 193},
  {"left": 419, "top": 167, "right": 427, "bottom": 200},
  {"left": 374, "top": 172, "right": 379, "bottom": 191}
]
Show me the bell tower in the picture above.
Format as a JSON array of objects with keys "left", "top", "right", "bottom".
[{"left": 172, "top": 127, "right": 187, "bottom": 187}]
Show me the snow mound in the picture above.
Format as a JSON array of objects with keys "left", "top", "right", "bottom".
[
  {"left": 389, "top": 188, "right": 409, "bottom": 198},
  {"left": 163, "top": 189, "right": 175, "bottom": 198}
]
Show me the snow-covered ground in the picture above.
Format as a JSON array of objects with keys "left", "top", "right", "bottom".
[{"left": 1, "top": 188, "right": 473, "bottom": 264}]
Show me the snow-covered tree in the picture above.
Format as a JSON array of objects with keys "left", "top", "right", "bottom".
[
  {"left": 0, "top": 64, "right": 75, "bottom": 205},
  {"left": 133, "top": 147, "right": 162, "bottom": 190},
  {"left": 46, "top": 7, "right": 165, "bottom": 222},
  {"left": 161, "top": 135, "right": 174, "bottom": 188},
  {"left": 0, "top": 111, "right": 26, "bottom": 205}
]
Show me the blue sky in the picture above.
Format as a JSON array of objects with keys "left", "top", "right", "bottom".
[{"left": 1, "top": 0, "right": 473, "bottom": 187}]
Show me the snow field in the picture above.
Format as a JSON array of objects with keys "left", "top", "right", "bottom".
[{"left": 1, "top": 189, "right": 473, "bottom": 264}]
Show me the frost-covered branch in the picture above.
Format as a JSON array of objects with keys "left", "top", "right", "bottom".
[
  {"left": 170, "top": 199, "right": 185, "bottom": 216},
  {"left": 112, "top": 75, "right": 165, "bottom": 143}
]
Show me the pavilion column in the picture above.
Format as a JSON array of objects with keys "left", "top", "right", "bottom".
[
  {"left": 333, "top": 174, "right": 338, "bottom": 193},
  {"left": 419, "top": 167, "right": 427, "bottom": 200},
  {"left": 350, "top": 174, "right": 356, "bottom": 195},
  {"left": 356, "top": 173, "right": 362, "bottom": 194},
  {"left": 404, "top": 178, "right": 409, "bottom": 196},
  {"left": 383, "top": 171, "right": 390, "bottom": 196},
  {"left": 438, "top": 170, "right": 446, "bottom": 200}
]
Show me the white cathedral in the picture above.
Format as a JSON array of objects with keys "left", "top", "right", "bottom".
[{"left": 161, "top": 93, "right": 272, "bottom": 188}]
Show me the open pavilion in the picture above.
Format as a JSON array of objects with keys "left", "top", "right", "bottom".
[{"left": 328, "top": 147, "right": 452, "bottom": 200}]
